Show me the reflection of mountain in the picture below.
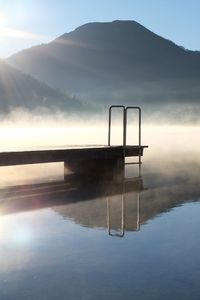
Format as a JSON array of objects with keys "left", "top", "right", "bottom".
[
  {"left": 54, "top": 182, "right": 200, "bottom": 232},
  {"left": 7, "top": 20, "right": 200, "bottom": 119},
  {"left": 0, "top": 169, "right": 200, "bottom": 234},
  {"left": 0, "top": 60, "right": 87, "bottom": 112}
]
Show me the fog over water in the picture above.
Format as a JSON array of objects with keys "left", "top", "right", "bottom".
[{"left": 0, "top": 109, "right": 199, "bottom": 185}]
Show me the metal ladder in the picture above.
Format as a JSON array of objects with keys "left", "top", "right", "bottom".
[
  {"left": 108, "top": 105, "right": 141, "bottom": 147},
  {"left": 108, "top": 105, "right": 142, "bottom": 168},
  {"left": 107, "top": 105, "right": 142, "bottom": 237}
]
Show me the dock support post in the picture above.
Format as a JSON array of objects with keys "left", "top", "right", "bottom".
[{"left": 64, "top": 158, "right": 124, "bottom": 181}]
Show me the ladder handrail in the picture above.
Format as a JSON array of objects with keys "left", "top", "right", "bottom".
[
  {"left": 107, "top": 196, "right": 125, "bottom": 238},
  {"left": 125, "top": 106, "right": 141, "bottom": 147},
  {"left": 108, "top": 105, "right": 126, "bottom": 146}
]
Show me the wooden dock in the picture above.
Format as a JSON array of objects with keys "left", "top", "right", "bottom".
[{"left": 0, "top": 145, "right": 147, "bottom": 167}]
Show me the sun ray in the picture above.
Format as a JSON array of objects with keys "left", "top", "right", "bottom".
[{"left": 0, "top": 26, "right": 51, "bottom": 41}]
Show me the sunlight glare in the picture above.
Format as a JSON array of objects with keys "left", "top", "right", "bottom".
[
  {"left": 13, "top": 227, "right": 33, "bottom": 245},
  {"left": 0, "top": 216, "right": 34, "bottom": 246}
]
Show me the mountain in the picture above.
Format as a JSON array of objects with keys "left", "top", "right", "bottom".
[
  {"left": 0, "top": 60, "right": 87, "bottom": 113},
  {"left": 6, "top": 20, "right": 200, "bottom": 118}
]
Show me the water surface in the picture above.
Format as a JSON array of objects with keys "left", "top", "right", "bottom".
[{"left": 0, "top": 125, "right": 200, "bottom": 300}]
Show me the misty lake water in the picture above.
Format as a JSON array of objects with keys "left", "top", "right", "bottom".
[{"left": 0, "top": 124, "right": 200, "bottom": 300}]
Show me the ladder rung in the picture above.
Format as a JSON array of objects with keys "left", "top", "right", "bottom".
[
  {"left": 125, "top": 162, "right": 142, "bottom": 165},
  {"left": 124, "top": 177, "right": 141, "bottom": 182}
]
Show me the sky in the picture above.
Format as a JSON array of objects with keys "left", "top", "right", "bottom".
[{"left": 0, "top": 0, "right": 200, "bottom": 58}]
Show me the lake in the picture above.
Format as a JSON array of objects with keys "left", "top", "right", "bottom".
[{"left": 0, "top": 125, "right": 200, "bottom": 300}]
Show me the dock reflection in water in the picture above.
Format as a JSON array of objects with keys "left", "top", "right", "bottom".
[
  {"left": 0, "top": 164, "right": 144, "bottom": 235},
  {"left": 1, "top": 159, "right": 200, "bottom": 236}
]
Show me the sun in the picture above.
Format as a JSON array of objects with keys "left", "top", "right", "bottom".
[{"left": 0, "top": 11, "right": 7, "bottom": 25}]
